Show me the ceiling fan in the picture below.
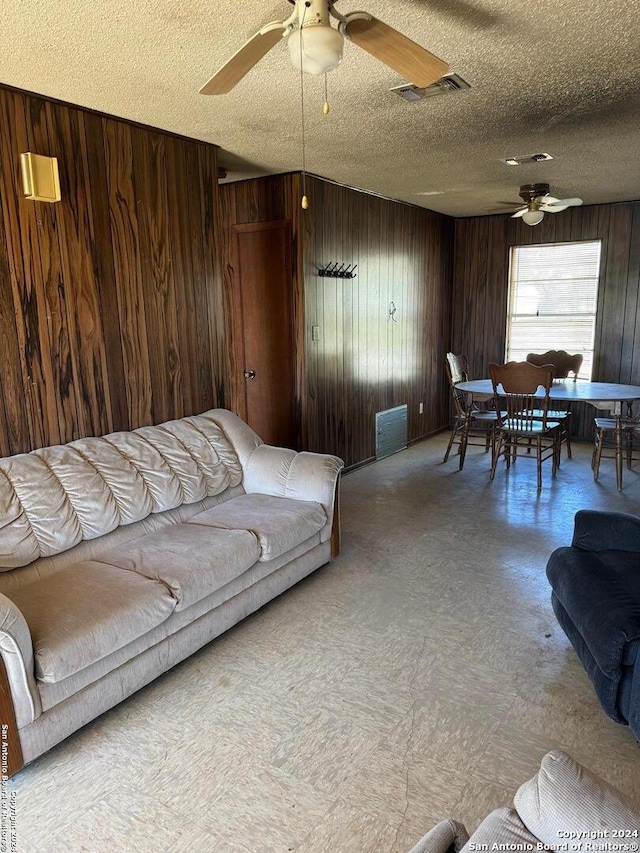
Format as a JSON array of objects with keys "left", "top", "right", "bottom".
[
  {"left": 506, "top": 183, "right": 583, "bottom": 226},
  {"left": 200, "top": 0, "right": 449, "bottom": 95}
]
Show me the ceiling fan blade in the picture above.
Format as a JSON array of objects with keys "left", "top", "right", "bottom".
[
  {"left": 542, "top": 197, "right": 584, "bottom": 213},
  {"left": 344, "top": 13, "right": 448, "bottom": 88},
  {"left": 200, "top": 26, "right": 285, "bottom": 95},
  {"left": 511, "top": 208, "right": 527, "bottom": 218}
]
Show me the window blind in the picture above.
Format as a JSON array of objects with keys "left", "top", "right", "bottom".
[{"left": 506, "top": 241, "right": 602, "bottom": 379}]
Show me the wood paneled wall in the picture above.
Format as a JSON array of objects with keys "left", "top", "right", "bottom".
[
  {"left": 452, "top": 202, "right": 640, "bottom": 438},
  {"left": 220, "top": 174, "right": 454, "bottom": 468},
  {"left": 0, "top": 85, "right": 226, "bottom": 457},
  {"left": 302, "top": 177, "right": 454, "bottom": 468}
]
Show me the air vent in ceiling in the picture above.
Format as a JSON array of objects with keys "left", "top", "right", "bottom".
[
  {"left": 391, "top": 72, "right": 470, "bottom": 102},
  {"left": 501, "top": 152, "right": 554, "bottom": 166}
]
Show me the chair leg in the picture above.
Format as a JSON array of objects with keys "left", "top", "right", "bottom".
[
  {"left": 443, "top": 422, "right": 459, "bottom": 463},
  {"left": 536, "top": 438, "right": 543, "bottom": 490},
  {"left": 490, "top": 433, "right": 504, "bottom": 482},
  {"left": 458, "top": 416, "right": 472, "bottom": 471},
  {"left": 593, "top": 426, "right": 605, "bottom": 481},
  {"left": 565, "top": 420, "right": 572, "bottom": 459},
  {"left": 505, "top": 437, "right": 512, "bottom": 469}
]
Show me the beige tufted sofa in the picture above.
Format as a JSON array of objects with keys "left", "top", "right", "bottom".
[{"left": 0, "top": 409, "right": 343, "bottom": 776}]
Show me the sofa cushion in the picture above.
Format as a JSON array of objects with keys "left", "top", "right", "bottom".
[
  {"left": 188, "top": 494, "right": 327, "bottom": 561},
  {"left": 460, "top": 807, "right": 538, "bottom": 852},
  {"left": 514, "top": 749, "right": 640, "bottom": 845},
  {"left": 8, "top": 562, "right": 177, "bottom": 683},
  {"left": 96, "top": 524, "right": 260, "bottom": 611}
]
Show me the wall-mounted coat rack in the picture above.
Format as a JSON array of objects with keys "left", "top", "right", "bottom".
[{"left": 318, "top": 262, "right": 357, "bottom": 279}]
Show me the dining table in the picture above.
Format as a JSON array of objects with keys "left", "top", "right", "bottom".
[{"left": 455, "top": 378, "right": 640, "bottom": 490}]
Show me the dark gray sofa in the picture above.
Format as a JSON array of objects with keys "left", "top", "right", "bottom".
[{"left": 546, "top": 509, "right": 640, "bottom": 741}]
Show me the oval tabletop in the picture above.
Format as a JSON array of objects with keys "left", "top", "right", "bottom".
[{"left": 455, "top": 379, "right": 640, "bottom": 404}]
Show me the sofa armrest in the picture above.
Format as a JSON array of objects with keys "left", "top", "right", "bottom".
[
  {"left": 406, "top": 819, "right": 469, "bottom": 853},
  {"left": 571, "top": 509, "right": 640, "bottom": 552},
  {"left": 0, "top": 593, "right": 41, "bottom": 728},
  {"left": 514, "top": 750, "right": 640, "bottom": 845},
  {"left": 243, "top": 445, "right": 344, "bottom": 544}
]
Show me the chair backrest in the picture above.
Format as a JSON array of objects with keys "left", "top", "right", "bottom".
[
  {"left": 489, "top": 361, "right": 554, "bottom": 427},
  {"left": 526, "top": 350, "right": 583, "bottom": 380},
  {"left": 445, "top": 353, "right": 470, "bottom": 417},
  {"left": 446, "top": 352, "right": 469, "bottom": 384}
]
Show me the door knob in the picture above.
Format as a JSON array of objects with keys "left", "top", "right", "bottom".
[{"left": 244, "top": 370, "right": 256, "bottom": 379}]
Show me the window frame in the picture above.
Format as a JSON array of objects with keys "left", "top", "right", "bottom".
[{"left": 505, "top": 239, "right": 602, "bottom": 380}]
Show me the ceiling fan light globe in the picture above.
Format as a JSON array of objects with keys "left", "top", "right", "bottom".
[
  {"left": 522, "top": 209, "right": 545, "bottom": 226},
  {"left": 288, "top": 25, "right": 344, "bottom": 75}
]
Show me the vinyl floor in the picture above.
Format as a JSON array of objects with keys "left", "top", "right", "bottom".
[{"left": 12, "top": 435, "right": 640, "bottom": 852}]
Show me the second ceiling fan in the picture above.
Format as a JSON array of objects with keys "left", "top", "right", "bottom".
[
  {"left": 200, "top": 0, "right": 449, "bottom": 95},
  {"left": 508, "top": 183, "right": 583, "bottom": 226}
]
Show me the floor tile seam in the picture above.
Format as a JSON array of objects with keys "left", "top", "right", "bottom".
[
  {"left": 178, "top": 758, "right": 339, "bottom": 846},
  {"left": 294, "top": 796, "right": 416, "bottom": 853},
  {"left": 448, "top": 770, "right": 516, "bottom": 820},
  {"left": 267, "top": 724, "right": 390, "bottom": 801},
  {"left": 12, "top": 762, "right": 126, "bottom": 830},
  {"left": 41, "top": 785, "right": 198, "bottom": 853}
]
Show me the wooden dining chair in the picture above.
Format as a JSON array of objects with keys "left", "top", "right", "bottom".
[
  {"left": 489, "top": 361, "right": 561, "bottom": 490},
  {"left": 443, "top": 352, "right": 498, "bottom": 470},
  {"left": 526, "top": 350, "right": 584, "bottom": 459},
  {"left": 526, "top": 350, "right": 583, "bottom": 380},
  {"left": 592, "top": 406, "right": 640, "bottom": 483}
]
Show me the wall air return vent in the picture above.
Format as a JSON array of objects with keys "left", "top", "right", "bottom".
[
  {"left": 391, "top": 73, "right": 470, "bottom": 102},
  {"left": 375, "top": 405, "right": 408, "bottom": 460}
]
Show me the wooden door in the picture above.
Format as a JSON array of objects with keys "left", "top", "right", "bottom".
[{"left": 232, "top": 220, "right": 296, "bottom": 448}]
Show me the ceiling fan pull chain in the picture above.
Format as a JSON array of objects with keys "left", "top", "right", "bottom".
[
  {"left": 299, "top": 4, "right": 309, "bottom": 209},
  {"left": 323, "top": 73, "right": 330, "bottom": 114}
]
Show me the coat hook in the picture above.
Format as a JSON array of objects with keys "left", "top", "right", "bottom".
[{"left": 316, "top": 262, "right": 357, "bottom": 279}]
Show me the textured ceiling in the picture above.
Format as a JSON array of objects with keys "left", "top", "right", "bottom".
[{"left": 2, "top": 0, "right": 640, "bottom": 216}]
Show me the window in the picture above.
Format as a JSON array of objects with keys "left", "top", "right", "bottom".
[{"left": 506, "top": 241, "right": 602, "bottom": 379}]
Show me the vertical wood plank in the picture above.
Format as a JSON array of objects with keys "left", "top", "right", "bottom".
[
  {"left": 0, "top": 91, "right": 31, "bottom": 453},
  {"left": 198, "top": 143, "right": 227, "bottom": 409},
  {"left": 45, "top": 100, "right": 113, "bottom": 438},
  {"left": 102, "top": 119, "right": 153, "bottom": 427},
  {"left": 3, "top": 90, "right": 59, "bottom": 449},
  {"left": 131, "top": 127, "right": 181, "bottom": 424},
  {"left": 83, "top": 112, "right": 130, "bottom": 432}
]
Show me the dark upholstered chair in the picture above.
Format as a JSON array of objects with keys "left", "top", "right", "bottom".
[{"left": 547, "top": 510, "right": 640, "bottom": 741}]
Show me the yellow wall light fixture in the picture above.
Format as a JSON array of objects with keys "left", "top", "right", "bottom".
[{"left": 20, "top": 152, "right": 61, "bottom": 202}]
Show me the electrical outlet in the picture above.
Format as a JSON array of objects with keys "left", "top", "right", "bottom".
[
  {"left": 311, "top": 325, "right": 320, "bottom": 341},
  {"left": 418, "top": 402, "right": 424, "bottom": 414}
]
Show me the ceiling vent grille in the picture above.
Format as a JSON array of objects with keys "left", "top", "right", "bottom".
[
  {"left": 501, "top": 152, "right": 554, "bottom": 166},
  {"left": 391, "top": 73, "right": 470, "bottom": 102}
]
